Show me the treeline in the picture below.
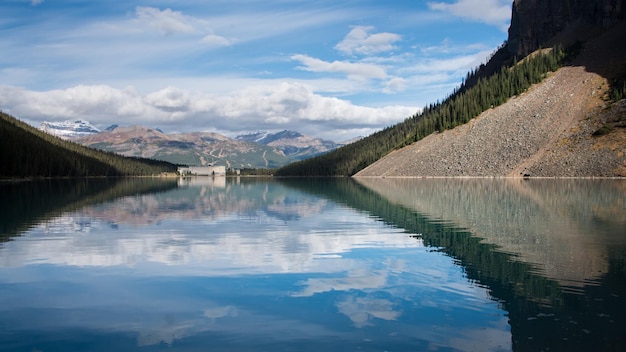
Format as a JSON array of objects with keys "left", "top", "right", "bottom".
[
  {"left": 1, "top": 112, "right": 177, "bottom": 178},
  {"left": 275, "top": 44, "right": 568, "bottom": 177}
]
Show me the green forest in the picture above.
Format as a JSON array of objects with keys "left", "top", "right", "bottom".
[
  {"left": 0, "top": 111, "right": 177, "bottom": 178},
  {"left": 275, "top": 44, "right": 569, "bottom": 177}
]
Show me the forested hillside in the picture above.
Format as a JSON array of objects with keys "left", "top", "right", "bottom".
[
  {"left": 275, "top": 45, "right": 569, "bottom": 177},
  {"left": 1, "top": 112, "right": 177, "bottom": 178}
]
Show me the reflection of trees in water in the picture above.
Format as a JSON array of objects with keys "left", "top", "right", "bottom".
[
  {"left": 355, "top": 178, "right": 626, "bottom": 286},
  {"left": 0, "top": 178, "right": 178, "bottom": 239},
  {"left": 0, "top": 178, "right": 328, "bottom": 239},
  {"left": 281, "top": 177, "right": 626, "bottom": 351}
]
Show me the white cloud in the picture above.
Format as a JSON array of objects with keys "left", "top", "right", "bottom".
[
  {"left": 135, "top": 6, "right": 196, "bottom": 35},
  {"left": 133, "top": 6, "right": 232, "bottom": 46},
  {"left": 201, "top": 34, "right": 233, "bottom": 47},
  {"left": 145, "top": 86, "right": 190, "bottom": 111},
  {"left": 0, "top": 85, "right": 146, "bottom": 120},
  {"left": 335, "top": 26, "right": 402, "bottom": 56},
  {"left": 383, "top": 77, "right": 407, "bottom": 94},
  {"left": 427, "top": 0, "right": 511, "bottom": 30},
  {"left": 291, "top": 54, "right": 387, "bottom": 82},
  {"left": 409, "top": 50, "right": 492, "bottom": 74},
  {"left": 31, "top": 0, "right": 44, "bottom": 6}
]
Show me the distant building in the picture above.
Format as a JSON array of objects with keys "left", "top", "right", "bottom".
[{"left": 177, "top": 165, "right": 226, "bottom": 176}]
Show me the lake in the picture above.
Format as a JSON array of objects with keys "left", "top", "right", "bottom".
[{"left": 0, "top": 177, "right": 624, "bottom": 351}]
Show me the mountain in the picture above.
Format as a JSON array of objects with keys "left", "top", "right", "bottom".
[
  {"left": 76, "top": 126, "right": 291, "bottom": 169},
  {"left": 40, "top": 119, "right": 101, "bottom": 139},
  {"left": 1, "top": 112, "right": 176, "bottom": 178},
  {"left": 508, "top": 0, "right": 625, "bottom": 57},
  {"left": 236, "top": 130, "right": 343, "bottom": 161},
  {"left": 355, "top": 60, "right": 626, "bottom": 177},
  {"left": 355, "top": 0, "right": 626, "bottom": 178},
  {"left": 276, "top": 0, "right": 626, "bottom": 177}
]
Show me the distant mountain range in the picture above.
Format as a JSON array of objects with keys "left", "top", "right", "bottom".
[
  {"left": 40, "top": 120, "right": 346, "bottom": 168},
  {"left": 235, "top": 130, "right": 342, "bottom": 161}
]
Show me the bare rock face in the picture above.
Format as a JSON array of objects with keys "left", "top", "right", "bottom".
[{"left": 508, "top": 0, "right": 625, "bottom": 57}]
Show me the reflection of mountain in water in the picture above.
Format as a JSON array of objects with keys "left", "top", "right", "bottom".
[
  {"left": 0, "top": 178, "right": 178, "bottom": 239},
  {"left": 354, "top": 178, "right": 626, "bottom": 287},
  {"left": 2, "top": 177, "right": 625, "bottom": 350},
  {"left": 79, "top": 177, "right": 330, "bottom": 227},
  {"left": 279, "top": 178, "right": 626, "bottom": 351},
  {"left": 1, "top": 178, "right": 420, "bottom": 274}
]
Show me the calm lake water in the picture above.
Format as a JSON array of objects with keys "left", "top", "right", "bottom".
[{"left": 0, "top": 177, "right": 624, "bottom": 351}]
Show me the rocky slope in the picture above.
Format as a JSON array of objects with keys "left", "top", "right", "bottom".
[{"left": 355, "top": 22, "right": 626, "bottom": 178}]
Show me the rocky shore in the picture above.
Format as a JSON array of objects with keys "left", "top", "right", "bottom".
[{"left": 355, "top": 65, "right": 625, "bottom": 178}]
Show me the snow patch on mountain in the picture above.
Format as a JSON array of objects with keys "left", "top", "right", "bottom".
[{"left": 40, "top": 119, "right": 101, "bottom": 140}]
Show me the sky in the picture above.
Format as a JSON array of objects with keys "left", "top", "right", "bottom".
[{"left": 0, "top": 0, "right": 512, "bottom": 141}]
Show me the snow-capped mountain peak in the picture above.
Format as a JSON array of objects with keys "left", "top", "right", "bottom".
[{"left": 40, "top": 119, "right": 101, "bottom": 140}]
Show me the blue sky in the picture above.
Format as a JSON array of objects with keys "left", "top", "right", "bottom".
[{"left": 0, "top": 0, "right": 512, "bottom": 141}]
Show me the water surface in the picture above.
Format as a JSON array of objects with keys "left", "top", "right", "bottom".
[{"left": 0, "top": 177, "right": 624, "bottom": 351}]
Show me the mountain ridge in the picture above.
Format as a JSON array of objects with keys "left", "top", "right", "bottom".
[
  {"left": 73, "top": 126, "right": 343, "bottom": 168},
  {"left": 40, "top": 118, "right": 345, "bottom": 168},
  {"left": 354, "top": 2, "right": 626, "bottom": 178},
  {"left": 75, "top": 126, "right": 284, "bottom": 168},
  {"left": 236, "top": 130, "right": 343, "bottom": 161}
]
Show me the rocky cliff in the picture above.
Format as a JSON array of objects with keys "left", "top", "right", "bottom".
[
  {"left": 508, "top": 0, "right": 625, "bottom": 57},
  {"left": 355, "top": 12, "right": 626, "bottom": 178}
]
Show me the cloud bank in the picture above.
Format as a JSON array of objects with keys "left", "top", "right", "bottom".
[{"left": 0, "top": 83, "right": 417, "bottom": 141}]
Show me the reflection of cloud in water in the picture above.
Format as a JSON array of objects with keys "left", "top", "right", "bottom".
[
  {"left": 292, "top": 257, "right": 412, "bottom": 297},
  {"left": 137, "top": 304, "right": 239, "bottom": 347},
  {"left": 0, "top": 179, "right": 514, "bottom": 351},
  {"left": 136, "top": 307, "right": 338, "bottom": 347},
  {"left": 136, "top": 316, "right": 199, "bottom": 347},
  {"left": 294, "top": 268, "right": 389, "bottom": 297},
  {"left": 204, "top": 305, "right": 239, "bottom": 320},
  {"left": 336, "top": 296, "right": 401, "bottom": 327},
  {"left": 0, "top": 205, "right": 421, "bottom": 275}
]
